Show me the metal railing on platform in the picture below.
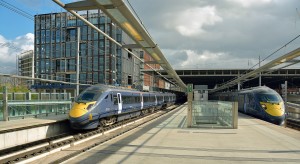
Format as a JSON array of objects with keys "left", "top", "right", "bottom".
[
  {"left": 0, "top": 87, "right": 72, "bottom": 121},
  {"left": 286, "top": 102, "right": 300, "bottom": 119}
]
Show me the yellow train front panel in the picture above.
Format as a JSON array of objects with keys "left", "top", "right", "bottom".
[
  {"left": 260, "top": 102, "right": 284, "bottom": 117},
  {"left": 69, "top": 101, "right": 96, "bottom": 118}
]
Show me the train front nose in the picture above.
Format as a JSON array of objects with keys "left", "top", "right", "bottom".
[
  {"left": 261, "top": 102, "right": 286, "bottom": 125},
  {"left": 69, "top": 102, "right": 97, "bottom": 129}
]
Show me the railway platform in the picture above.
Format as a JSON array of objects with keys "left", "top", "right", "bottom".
[
  {"left": 61, "top": 104, "right": 300, "bottom": 163},
  {"left": 0, "top": 115, "right": 69, "bottom": 150}
]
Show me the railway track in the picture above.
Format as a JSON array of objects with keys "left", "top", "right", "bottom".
[
  {"left": 286, "top": 118, "right": 300, "bottom": 131},
  {"left": 0, "top": 105, "right": 181, "bottom": 164},
  {"left": 286, "top": 102, "right": 300, "bottom": 131}
]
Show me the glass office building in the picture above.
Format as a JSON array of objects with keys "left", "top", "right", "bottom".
[{"left": 34, "top": 10, "right": 142, "bottom": 93}]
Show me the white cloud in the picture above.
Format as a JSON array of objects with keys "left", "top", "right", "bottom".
[
  {"left": 166, "top": 49, "right": 264, "bottom": 69},
  {"left": 180, "top": 50, "right": 227, "bottom": 68},
  {"left": 14, "top": 33, "right": 34, "bottom": 51},
  {"left": 227, "top": 0, "right": 272, "bottom": 7},
  {"left": 166, "top": 6, "right": 223, "bottom": 37},
  {"left": 0, "top": 33, "right": 34, "bottom": 73}
]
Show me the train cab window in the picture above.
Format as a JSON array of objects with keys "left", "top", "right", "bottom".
[
  {"left": 77, "top": 92, "right": 97, "bottom": 101},
  {"left": 104, "top": 95, "right": 108, "bottom": 99},
  {"left": 76, "top": 89, "right": 104, "bottom": 102},
  {"left": 257, "top": 93, "right": 280, "bottom": 103}
]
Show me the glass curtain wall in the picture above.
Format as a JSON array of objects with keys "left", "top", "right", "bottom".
[{"left": 34, "top": 10, "right": 132, "bottom": 90}]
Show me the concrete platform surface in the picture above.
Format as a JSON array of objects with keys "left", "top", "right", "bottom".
[
  {"left": 64, "top": 105, "right": 300, "bottom": 164},
  {"left": 0, "top": 114, "right": 69, "bottom": 150}
]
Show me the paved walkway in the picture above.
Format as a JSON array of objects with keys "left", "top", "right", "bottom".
[{"left": 64, "top": 104, "right": 300, "bottom": 164}]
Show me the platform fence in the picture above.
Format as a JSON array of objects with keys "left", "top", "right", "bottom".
[
  {"left": 191, "top": 101, "right": 238, "bottom": 129},
  {"left": 0, "top": 91, "right": 72, "bottom": 121}
]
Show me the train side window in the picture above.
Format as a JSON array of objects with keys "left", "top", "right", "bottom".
[
  {"left": 249, "top": 95, "right": 254, "bottom": 103},
  {"left": 245, "top": 94, "right": 250, "bottom": 104},
  {"left": 135, "top": 96, "right": 138, "bottom": 103},
  {"left": 248, "top": 94, "right": 255, "bottom": 108},
  {"left": 123, "top": 96, "right": 127, "bottom": 104},
  {"left": 130, "top": 96, "right": 134, "bottom": 103},
  {"left": 113, "top": 96, "right": 118, "bottom": 105}
]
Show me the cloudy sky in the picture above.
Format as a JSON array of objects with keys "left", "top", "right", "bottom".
[
  {"left": 0, "top": 0, "right": 299, "bottom": 73},
  {"left": 128, "top": 0, "right": 300, "bottom": 69}
]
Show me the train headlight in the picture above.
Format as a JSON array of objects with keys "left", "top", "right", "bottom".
[
  {"left": 261, "top": 104, "right": 267, "bottom": 110},
  {"left": 281, "top": 103, "right": 285, "bottom": 111}
]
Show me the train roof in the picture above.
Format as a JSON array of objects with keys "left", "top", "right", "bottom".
[
  {"left": 87, "top": 84, "right": 175, "bottom": 95},
  {"left": 239, "top": 86, "right": 277, "bottom": 94}
]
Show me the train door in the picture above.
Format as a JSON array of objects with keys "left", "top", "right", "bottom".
[
  {"left": 238, "top": 94, "right": 244, "bottom": 112},
  {"left": 244, "top": 94, "right": 249, "bottom": 113},
  {"left": 117, "top": 93, "right": 122, "bottom": 114},
  {"left": 140, "top": 93, "right": 143, "bottom": 109}
]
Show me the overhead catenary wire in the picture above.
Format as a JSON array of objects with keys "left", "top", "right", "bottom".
[
  {"left": 0, "top": 0, "right": 34, "bottom": 21},
  {"left": 220, "top": 34, "right": 300, "bottom": 89}
]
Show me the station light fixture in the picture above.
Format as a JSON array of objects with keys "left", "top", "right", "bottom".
[
  {"left": 121, "top": 22, "right": 143, "bottom": 41},
  {"left": 151, "top": 53, "right": 161, "bottom": 61}
]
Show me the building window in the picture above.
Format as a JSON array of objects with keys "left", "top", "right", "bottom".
[
  {"left": 66, "top": 28, "right": 76, "bottom": 41},
  {"left": 128, "top": 75, "right": 132, "bottom": 85},
  {"left": 100, "top": 16, "right": 106, "bottom": 24},
  {"left": 45, "top": 30, "right": 50, "bottom": 43},
  {"left": 93, "top": 57, "right": 98, "bottom": 71},
  {"left": 67, "top": 59, "right": 75, "bottom": 71},
  {"left": 41, "top": 30, "right": 45, "bottom": 44},
  {"left": 140, "top": 51, "right": 144, "bottom": 58},
  {"left": 35, "top": 31, "right": 40, "bottom": 44},
  {"left": 56, "top": 14, "right": 61, "bottom": 28},
  {"left": 128, "top": 48, "right": 132, "bottom": 59},
  {"left": 66, "top": 42, "right": 71, "bottom": 57},
  {"left": 56, "top": 30, "right": 60, "bottom": 42}
]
